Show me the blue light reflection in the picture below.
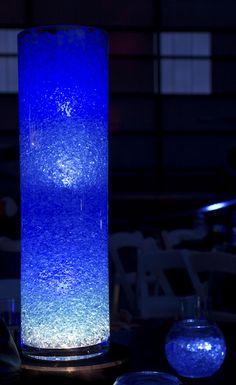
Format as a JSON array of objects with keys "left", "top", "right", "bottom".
[{"left": 200, "top": 199, "right": 236, "bottom": 213}]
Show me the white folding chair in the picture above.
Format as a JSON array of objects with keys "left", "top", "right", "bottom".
[{"left": 184, "top": 250, "right": 236, "bottom": 322}]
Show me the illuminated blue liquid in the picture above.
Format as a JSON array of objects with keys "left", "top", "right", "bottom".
[
  {"left": 18, "top": 26, "right": 109, "bottom": 360},
  {"left": 165, "top": 319, "right": 226, "bottom": 378}
]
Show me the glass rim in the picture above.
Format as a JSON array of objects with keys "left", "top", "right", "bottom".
[
  {"left": 177, "top": 318, "right": 215, "bottom": 328},
  {"left": 18, "top": 24, "right": 108, "bottom": 39},
  {"left": 114, "top": 371, "right": 182, "bottom": 385}
]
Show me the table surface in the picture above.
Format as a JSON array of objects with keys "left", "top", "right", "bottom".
[{"left": 1, "top": 319, "right": 236, "bottom": 385}]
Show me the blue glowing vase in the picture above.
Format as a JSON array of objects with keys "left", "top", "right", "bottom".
[
  {"left": 165, "top": 319, "right": 226, "bottom": 378},
  {"left": 18, "top": 26, "right": 109, "bottom": 361}
]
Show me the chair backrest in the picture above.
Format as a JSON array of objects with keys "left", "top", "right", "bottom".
[
  {"left": 109, "top": 231, "right": 160, "bottom": 318},
  {"left": 109, "top": 231, "right": 143, "bottom": 317},
  {"left": 137, "top": 249, "right": 194, "bottom": 320},
  {"left": 185, "top": 250, "right": 236, "bottom": 275},
  {"left": 161, "top": 226, "right": 207, "bottom": 250}
]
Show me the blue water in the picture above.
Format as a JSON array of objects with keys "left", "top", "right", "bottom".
[
  {"left": 165, "top": 335, "right": 226, "bottom": 378},
  {"left": 18, "top": 26, "right": 109, "bottom": 351}
]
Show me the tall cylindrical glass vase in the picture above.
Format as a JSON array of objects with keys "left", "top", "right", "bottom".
[{"left": 18, "top": 25, "right": 109, "bottom": 361}]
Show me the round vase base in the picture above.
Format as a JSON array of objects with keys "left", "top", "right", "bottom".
[
  {"left": 21, "top": 343, "right": 129, "bottom": 378},
  {"left": 21, "top": 341, "right": 108, "bottom": 362}
]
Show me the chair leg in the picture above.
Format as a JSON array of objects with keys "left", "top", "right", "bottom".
[{"left": 111, "top": 283, "right": 120, "bottom": 321}]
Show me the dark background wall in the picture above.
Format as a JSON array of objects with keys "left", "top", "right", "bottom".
[{"left": 1, "top": 0, "right": 236, "bottom": 237}]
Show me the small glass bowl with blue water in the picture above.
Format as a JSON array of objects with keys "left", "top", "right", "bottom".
[
  {"left": 113, "top": 371, "right": 182, "bottom": 385},
  {"left": 165, "top": 318, "right": 226, "bottom": 378}
]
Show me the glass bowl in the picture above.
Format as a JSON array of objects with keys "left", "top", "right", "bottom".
[{"left": 165, "top": 318, "right": 226, "bottom": 378}]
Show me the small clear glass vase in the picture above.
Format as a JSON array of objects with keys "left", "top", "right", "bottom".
[{"left": 164, "top": 296, "right": 226, "bottom": 378}]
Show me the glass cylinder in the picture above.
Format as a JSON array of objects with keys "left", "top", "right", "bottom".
[
  {"left": 165, "top": 318, "right": 226, "bottom": 378},
  {"left": 17, "top": 26, "right": 109, "bottom": 361}
]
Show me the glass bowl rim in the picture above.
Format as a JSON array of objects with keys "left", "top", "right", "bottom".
[
  {"left": 176, "top": 318, "right": 217, "bottom": 329},
  {"left": 114, "top": 370, "right": 182, "bottom": 385}
]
